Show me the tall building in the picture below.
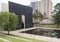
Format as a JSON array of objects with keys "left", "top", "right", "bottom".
[
  {"left": 2, "top": 3, "right": 9, "bottom": 12},
  {"left": 41, "top": 0, "right": 53, "bottom": 18},
  {"left": 31, "top": 1, "right": 41, "bottom": 12},
  {"left": 31, "top": 0, "right": 53, "bottom": 18}
]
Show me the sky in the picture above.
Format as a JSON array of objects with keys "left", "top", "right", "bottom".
[{"left": 0, "top": 0, "right": 60, "bottom": 11}]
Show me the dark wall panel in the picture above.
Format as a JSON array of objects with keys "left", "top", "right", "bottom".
[{"left": 9, "top": 1, "right": 33, "bottom": 29}]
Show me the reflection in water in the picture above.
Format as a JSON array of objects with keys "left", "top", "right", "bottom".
[{"left": 21, "top": 28, "right": 60, "bottom": 38}]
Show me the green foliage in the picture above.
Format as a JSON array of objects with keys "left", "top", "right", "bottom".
[
  {"left": 0, "top": 12, "right": 18, "bottom": 30},
  {"left": 0, "top": 12, "right": 9, "bottom": 29},
  {"left": 33, "top": 10, "right": 43, "bottom": 21},
  {"left": 9, "top": 13, "right": 18, "bottom": 30},
  {"left": 38, "top": 12, "right": 44, "bottom": 21},
  {"left": 5, "top": 12, "right": 18, "bottom": 30},
  {"left": 33, "top": 10, "right": 44, "bottom": 26},
  {"left": 52, "top": 3, "right": 60, "bottom": 28},
  {"left": 54, "top": 3, "right": 60, "bottom": 11},
  {"left": 33, "top": 10, "right": 38, "bottom": 20}
]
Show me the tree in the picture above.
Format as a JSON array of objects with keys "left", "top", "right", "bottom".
[
  {"left": 33, "top": 10, "right": 43, "bottom": 26},
  {"left": 36, "top": 10, "right": 44, "bottom": 25},
  {"left": 38, "top": 11, "right": 44, "bottom": 22},
  {"left": 6, "top": 12, "right": 18, "bottom": 35},
  {"left": 0, "top": 12, "right": 9, "bottom": 30},
  {"left": 0, "top": 12, "right": 18, "bottom": 35},
  {"left": 33, "top": 10, "right": 38, "bottom": 26},
  {"left": 52, "top": 3, "right": 60, "bottom": 28}
]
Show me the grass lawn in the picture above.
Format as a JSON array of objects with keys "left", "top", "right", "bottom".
[
  {"left": 40, "top": 24, "right": 58, "bottom": 28},
  {"left": 0, "top": 40, "right": 4, "bottom": 42},
  {"left": 0, "top": 33, "right": 46, "bottom": 42}
]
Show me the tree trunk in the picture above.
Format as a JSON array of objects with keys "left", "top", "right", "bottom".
[
  {"left": 8, "top": 28, "right": 10, "bottom": 35},
  {"left": 35, "top": 20, "right": 37, "bottom": 27},
  {"left": 36, "top": 22, "right": 37, "bottom": 27},
  {"left": 58, "top": 23, "right": 59, "bottom": 28}
]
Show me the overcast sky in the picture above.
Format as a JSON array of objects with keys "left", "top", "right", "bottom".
[{"left": 0, "top": 0, "right": 60, "bottom": 11}]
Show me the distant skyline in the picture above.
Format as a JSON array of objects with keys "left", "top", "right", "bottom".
[{"left": 0, "top": 0, "right": 60, "bottom": 11}]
